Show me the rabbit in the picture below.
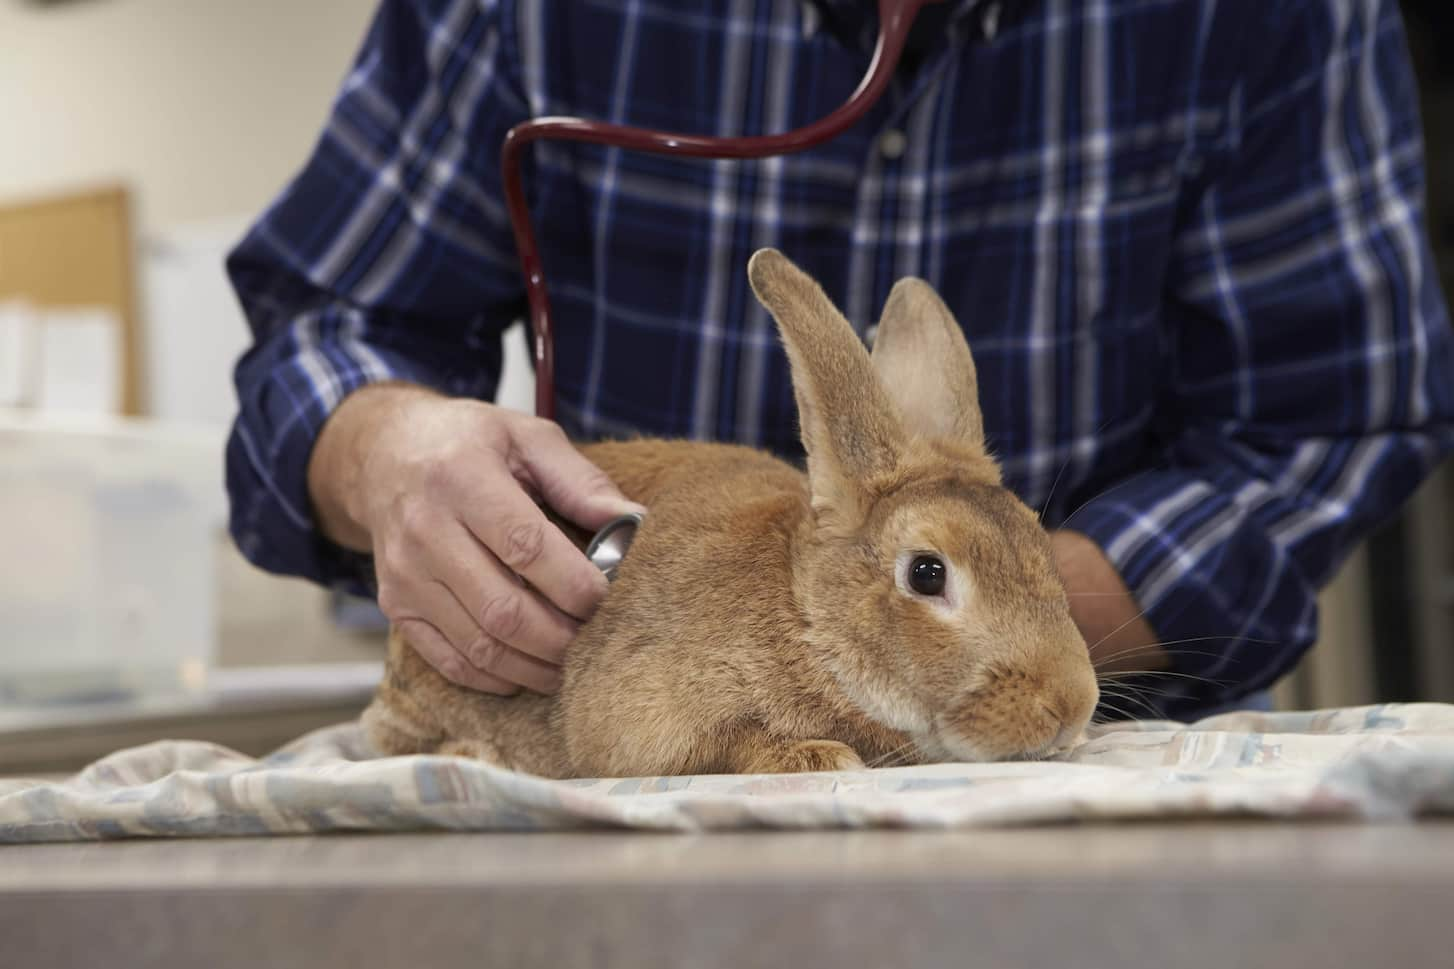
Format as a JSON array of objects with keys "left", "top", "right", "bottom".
[{"left": 361, "top": 248, "right": 1100, "bottom": 779}]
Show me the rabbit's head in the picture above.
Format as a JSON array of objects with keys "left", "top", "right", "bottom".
[{"left": 748, "top": 249, "right": 1099, "bottom": 761}]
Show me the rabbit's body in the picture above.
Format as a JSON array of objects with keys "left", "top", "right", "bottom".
[
  {"left": 365, "top": 438, "right": 908, "bottom": 778},
  {"left": 364, "top": 250, "right": 1100, "bottom": 778}
]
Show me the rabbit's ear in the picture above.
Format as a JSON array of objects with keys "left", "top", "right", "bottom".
[
  {"left": 747, "top": 249, "right": 903, "bottom": 511},
  {"left": 870, "top": 278, "right": 985, "bottom": 449}
]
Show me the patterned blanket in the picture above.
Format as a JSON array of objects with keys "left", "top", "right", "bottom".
[{"left": 3, "top": 704, "right": 1453, "bottom": 842}]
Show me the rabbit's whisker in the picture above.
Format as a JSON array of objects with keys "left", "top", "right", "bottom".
[
  {"left": 1037, "top": 418, "right": 1115, "bottom": 522},
  {"left": 1100, "top": 668, "right": 1231, "bottom": 688},
  {"left": 1092, "top": 698, "right": 1142, "bottom": 724},
  {"left": 1094, "top": 688, "right": 1162, "bottom": 719},
  {"left": 866, "top": 740, "right": 920, "bottom": 770},
  {"left": 1086, "top": 603, "right": 1153, "bottom": 654},
  {"left": 1038, "top": 454, "right": 1072, "bottom": 522},
  {"left": 1057, "top": 476, "right": 1138, "bottom": 532},
  {"left": 1094, "top": 634, "right": 1282, "bottom": 667},
  {"left": 1096, "top": 679, "right": 1183, "bottom": 701}
]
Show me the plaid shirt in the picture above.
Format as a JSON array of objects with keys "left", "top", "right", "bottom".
[{"left": 227, "top": 0, "right": 1454, "bottom": 717}]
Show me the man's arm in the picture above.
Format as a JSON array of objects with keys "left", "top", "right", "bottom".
[
  {"left": 1050, "top": 530, "right": 1165, "bottom": 676},
  {"left": 227, "top": 0, "right": 529, "bottom": 589},
  {"left": 227, "top": 0, "right": 641, "bottom": 695},
  {"left": 1052, "top": 0, "right": 1454, "bottom": 715}
]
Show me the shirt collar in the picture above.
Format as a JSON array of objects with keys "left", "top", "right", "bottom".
[{"left": 806, "top": 1, "right": 1008, "bottom": 54}]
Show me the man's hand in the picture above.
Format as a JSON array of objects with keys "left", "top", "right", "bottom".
[
  {"left": 307, "top": 383, "right": 644, "bottom": 695},
  {"left": 1050, "top": 529, "right": 1167, "bottom": 675}
]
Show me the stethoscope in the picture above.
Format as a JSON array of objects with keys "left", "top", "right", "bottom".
[{"left": 501, "top": 0, "right": 949, "bottom": 576}]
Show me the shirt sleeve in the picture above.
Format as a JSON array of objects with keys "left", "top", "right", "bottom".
[
  {"left": 1063, "top": 0, "right": 1454, "bottom": 714},
  {"left": 225, "top": 0, "right": 531, "bottom": 592}
]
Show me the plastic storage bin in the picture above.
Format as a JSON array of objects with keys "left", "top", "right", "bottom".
[{"left": 0, "top": 411, "right": 224, "bottom": 704}]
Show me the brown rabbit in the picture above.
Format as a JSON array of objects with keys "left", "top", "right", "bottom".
[{"left": 361, "top": 249, "right": 1099, "bottom": 778}]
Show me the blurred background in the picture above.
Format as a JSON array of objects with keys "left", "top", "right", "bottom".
[{"left": 0, "top": 0, "right": 1449, "bottom": 771}]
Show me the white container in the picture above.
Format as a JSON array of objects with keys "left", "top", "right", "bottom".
[{"left": 0, "top": 410, "right": 225, "bottom": 704}]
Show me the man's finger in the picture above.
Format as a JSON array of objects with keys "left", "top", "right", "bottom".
[
  {"left": 396, "top": 574, "right": 491, "bottom": 658},
  {"left": 396, "top": 618, "right": 520, "bottom": 696},
  {"left": 430, "top": 524, "right": 579, "bottom": 666},
  {"left": 460, "top": 469, "right": 611, "bottom": 621},
  {"left": 514, "top": 422, "right": 646, "bottom": 530},
  {"left": 464, "top": 635, "right": 564, "bottom": 695}
]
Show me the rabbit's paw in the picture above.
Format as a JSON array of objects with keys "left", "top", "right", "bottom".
[
  {"left": 437, "top": 738, "right": 516, "bottom": 770},
  {"left": 741, "top": 738, "right": 866, "bottom": 774}
]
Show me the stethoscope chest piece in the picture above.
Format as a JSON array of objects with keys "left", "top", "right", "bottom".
[{"left": 585, "top": 512, "right": 644, "bottom": 582}]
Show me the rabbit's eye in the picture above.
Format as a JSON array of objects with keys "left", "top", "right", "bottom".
[{"left": 908, "top": 555, "right": 947, "bottom": 597}]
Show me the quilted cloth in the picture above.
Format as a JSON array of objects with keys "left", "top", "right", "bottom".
[{"left": 3, "top": 704, "right": 1453, "bottom": 842}]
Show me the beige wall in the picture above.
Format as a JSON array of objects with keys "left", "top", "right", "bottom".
[
  {"left": 0, "top": 0, "right": 387, "bottom": 670},
  {"left": 0, "top": 0, "right": 378, "bottom": 230}
]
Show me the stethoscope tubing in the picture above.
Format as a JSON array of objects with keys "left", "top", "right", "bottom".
[{"left": 499, "top": 0, "right": 945, "bottom": 421}]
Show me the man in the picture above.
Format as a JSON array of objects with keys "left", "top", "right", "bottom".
[{"left": 227, "top": 0, "right": 1454, "bottom": 718}]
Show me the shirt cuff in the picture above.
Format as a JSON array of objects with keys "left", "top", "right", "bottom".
[
  {"left": 226, "top": 312, "right": 495, "bottom": 595},
  {"left": 1059, "top": 469, "right": 1312, "bottom": 718}
]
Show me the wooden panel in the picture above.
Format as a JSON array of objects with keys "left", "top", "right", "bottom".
[
  {"left": 0, "top": 185, "right": 142, "bottom": 414},
  {"left": 1410, "top": 464, "right": 1454, "bottom": 701},
  {"left": 1276, "top": 545, "right": 1380, "bottom": 710}
]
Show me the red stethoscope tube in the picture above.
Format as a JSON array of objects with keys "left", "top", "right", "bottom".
[{"left": 500, "top": 0, "right": 945, "bottom": 420}]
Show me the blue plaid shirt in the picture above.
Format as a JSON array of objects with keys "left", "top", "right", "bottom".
[{"left": 227, "top": 0, "right": 1454, "bottom": 717}]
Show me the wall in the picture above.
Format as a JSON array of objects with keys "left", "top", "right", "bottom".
[
  {"left": 1, "top": 0, "right": 538, "bottom": 426},
  {"left": 0, "top": 0, "right": 379, "bottom": 232},
  {"left": 1, "top": 0, "right": 387, "bottom": 670}
]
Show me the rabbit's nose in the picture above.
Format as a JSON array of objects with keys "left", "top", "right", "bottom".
[{"left": 1051, "top": 673, "right": 1098, "bottom": 748}]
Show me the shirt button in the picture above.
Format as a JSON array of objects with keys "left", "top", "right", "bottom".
[
  {"left": 982, "top": 2, "right": 1002, "bottom": 41},
  {"left": 879, "top": 129, "right": 908, "bottom": 160},
  {"left": 800, "top": 1, "right": 819, "bottom": 38},
  {"left": 864, "top": 324, "right": 879, "bottom": 349}
]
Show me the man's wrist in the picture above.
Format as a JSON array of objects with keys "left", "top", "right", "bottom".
[
  {"left": 1049, "top": 529, "right": 1167, "bottom": 674},
  {"left": 307, "top": 381, "right": 435, "bottom": 552}
]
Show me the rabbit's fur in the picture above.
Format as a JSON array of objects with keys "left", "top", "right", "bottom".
[{"left": 362, "top": 249, "right": 1099, "bottom": 778}]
